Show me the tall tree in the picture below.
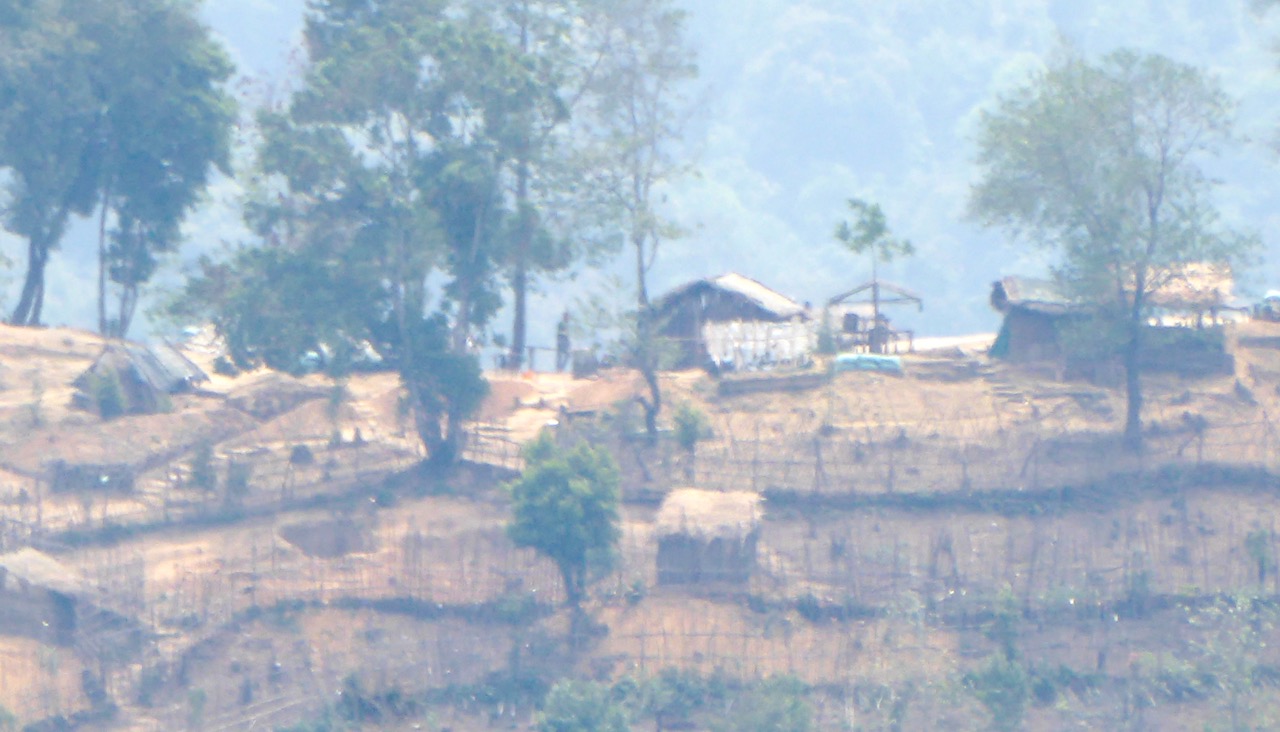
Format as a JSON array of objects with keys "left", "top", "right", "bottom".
[
  {"left": 580, "top": 0, "right": 696, "bottom": 438},
  {"left": 174, "top": 0, "right": 550, "bottom": 463},
  {"left": 969, "top": 49, "right": 1255, "bottom": 451},
  {"left": 507, "top": 432, "right": 620, "bottom": 614},
  {"left": 833, "top": 198, "right": 914, "bottom": 352},
  {"left": 0, "top": 0, "right": 234, "bottom": 328},
  {"left": 96, "top": 0, "right": 236, "bottom": 337}
]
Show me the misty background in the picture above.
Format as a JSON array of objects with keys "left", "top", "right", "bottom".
[{"left": 12, "top": 0, "right": 1280, "bottom": 351}]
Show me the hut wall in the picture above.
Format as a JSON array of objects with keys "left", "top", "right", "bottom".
[
  {"left": 1002, "top": 309, "right": 1062, "bottom": 363},
  {"left": 659, "top": 297, "right": 708, "bottom": 368},
  {"left": 0, "top": 574, "right": 75, "bottom": 646},
  {"left": 657, "top": 530, "right": 759, "bottom": 586},
  {"left": 702, "top": 321, "right": 812, "bottom": 368}
]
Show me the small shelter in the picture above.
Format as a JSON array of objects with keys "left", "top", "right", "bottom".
[
  {"left": 989, "top": 267, "right": 1237, "bottom": 375},
  {"left": 73, "top": 341, "right": 208, "bottom": 416},
  {"left": 653, "top": 273, "right": 811, "bottom": 369},
  {"left": 826, "top": 279, "right": 922, "bottom": 354},
  {"left": 0, "top": 548, "right": 92, "bottom": 645},
  {"left": 656, "top": 489, "right": 762, "bottom": 586},
  {"left": 988, "top": 276, "right": 1076, "bottom": 363}
]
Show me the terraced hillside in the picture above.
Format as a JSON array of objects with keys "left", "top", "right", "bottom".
[{"left": 0, "top": 322, "right": 1278, "bottom": 729}]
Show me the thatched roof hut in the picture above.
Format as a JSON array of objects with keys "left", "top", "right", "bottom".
[
  {"left": 653, "top": 273, "right": 812, "bottom": 369},
  {"left": 73, "top": 341, "right": 208, "bottom": 416},
  {"left": 655, "top": 489, "right": 763, "bottom": 586}
]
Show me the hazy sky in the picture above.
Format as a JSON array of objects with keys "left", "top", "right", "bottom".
[{"left": 17, "top": 0, "right": 1280, "bottom": 344}]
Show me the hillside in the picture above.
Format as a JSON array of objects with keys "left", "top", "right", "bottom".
[{"left": 0, "top": 323, "right": 1278, "bottom": 729}]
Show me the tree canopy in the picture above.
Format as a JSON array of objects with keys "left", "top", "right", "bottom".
[
  {"left": 507, "top": 432, "right": 621, "bottom": 611},
  {"left": 969, "top": 48, "right": 1255, "bottom": 449},
  {"left": 0, "top": 0, "right": 235, "bottom": 329}
]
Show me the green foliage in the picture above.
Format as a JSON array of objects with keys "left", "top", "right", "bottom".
[
  {"left": 715, "top": 676, "right": 812, "bottom": 732},
  {"left": 834, "top": 198, "right": 915, "bottom": 265},
  {"left": 536, "top": 680, "right": 629, "bottom": 732},
  {"left": 90, "top": 371, "right": 127, "bottom": 420},
  {"left": 985, "top": 587, "right": 1022, "bottom": 660},
  {"left": 189, "top": 442, "right": 217, "bottom": 493},
  {"left": 0, "top": 0, "right": 235, "bottom": 329},
  {"left": 1184, "top": 594, "right": 1280, "bottom": 730},
  {"left": 964, "top": 654, "right": 1029, "bottom": 732},
  {"left": 508, "top": 438, "right": 621, "bottom": 609},
  {"left": 187, "top": 687, "right": 207, "bottom": 730},
  {"left": 969, "top": 47, "right": 1257, "bottom": 448},
  {"left": 673, "top": 401, "right": 710, "bottom": 453},
  {"left": 639, "top": 667, "right": 715, "bottom": 728},
  {"left": 1245, "top": 530, "right": 1274, "bottom": 585}
]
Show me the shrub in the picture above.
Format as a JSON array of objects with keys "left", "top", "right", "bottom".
[
  {"left": 92, "top": 372, "right": 127, "bottom": 419},
  {"left": 673, "top": 401, "right": 710, "bottom": 454},
  {"left": 715, "top": 676, "right": 812, "bottom": 732},
  {"left": 537, "top": 680, "right": 629, "bottom": 732},
  {"left": 965, "top": 655, "right": 1029, "bottom": 732},
  {"left": 189, "top": 442, "right": 217, "bottom": 493}
]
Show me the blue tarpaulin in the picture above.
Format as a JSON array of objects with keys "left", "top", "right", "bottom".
[{"left": 833, "top": 353, "right": 904, "bottom": 374}]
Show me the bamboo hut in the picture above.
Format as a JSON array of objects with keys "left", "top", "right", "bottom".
[{"left": 656, "top": 489, "right": 763, "bottom": 586}]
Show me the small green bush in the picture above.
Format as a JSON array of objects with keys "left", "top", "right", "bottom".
[
  {"left": 92, "top": 372, "right": 127, "bottom": 419},
  {"left": 537, "top": 680, "right": 629, "bottom": 732},
  {"left": 189, "top": 442, "right": 217, "bottom": 493},
  {"left": 673, "top": 401, "right": 710, "bottom": 453}
]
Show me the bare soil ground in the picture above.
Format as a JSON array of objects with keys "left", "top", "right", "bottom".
[{"left": 3, "top": 322, "right": 1280, "bottom": 729}]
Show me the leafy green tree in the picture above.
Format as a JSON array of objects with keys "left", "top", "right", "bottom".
[
  {"left": 0, "top": 0, "right": 234, "bottom": 329},
  {"left": 579, "top": 0, "right": 697, "bottom": 438},
  {"left": 833, "top": 197, "right": 914, "bottom": 353},
  {"left": 474, "top": 0, "right": 608, "bottom": 371},
  {"left": 834, "top": 198, "right": 915, "bottom": 278},
  {"left": 1185, "top": 594, "right": 1280, "bottom": 731},
  {"left": 537, "top": 679, "right": 629, "bottom": 732},
  {"left": 507, "top": 432, "right": 621, "bottom": 612},
  {"left": 969, "top": 48, "right": 1256, "bottom": 450},
  {"left": 174, "top": 0, "right": 555, "bottom": 462}
]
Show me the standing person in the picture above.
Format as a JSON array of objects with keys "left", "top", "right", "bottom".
[{"left": 556, "top": 312, "right": 571, "bottom": 372}]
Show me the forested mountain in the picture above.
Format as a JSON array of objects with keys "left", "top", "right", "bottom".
[{"left": 10, "top": 0, "right": 1280, "bottom": 342}]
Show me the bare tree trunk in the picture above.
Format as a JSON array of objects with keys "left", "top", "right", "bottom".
[
  {"left": 11, "top": 235, "right": 50, "bottom": 326},
  {"left": 509, "top": 160, "right": 531, "bottom": 370},
  {"left": 1123, "top": 320, "right": 1143, "bottom": 452},
  {"left": 97, "top": 191, "right": 110, "bottom": 335},
  {"left": 635, "top": 228, "right": 661, "bottom": 441}
]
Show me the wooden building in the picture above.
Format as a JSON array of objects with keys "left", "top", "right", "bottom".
[
  {"left": 988, "top": 277, "right": 1077, "bottom": 363},
  {"left": 652, "top": 272, "right": 811, "bottom": 369},
  {"left": 0, "top": 549, "right": 91, "bottom": 645},
  {"left": 656, "top": 489, "right": 762, "bottom": 587},
  {"left": 989, "top": 268, "right": 1237, "bottom": 376}
]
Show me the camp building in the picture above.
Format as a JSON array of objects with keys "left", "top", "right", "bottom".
[
  {"left": 656, "top": 488, "right": 763, "bottom": 587},
  {"left": 652, "top": 272, "right": 811, "bottom": 369},
  {"left": 989, "top": 265, "right": 1237, "bottom": 377}
]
